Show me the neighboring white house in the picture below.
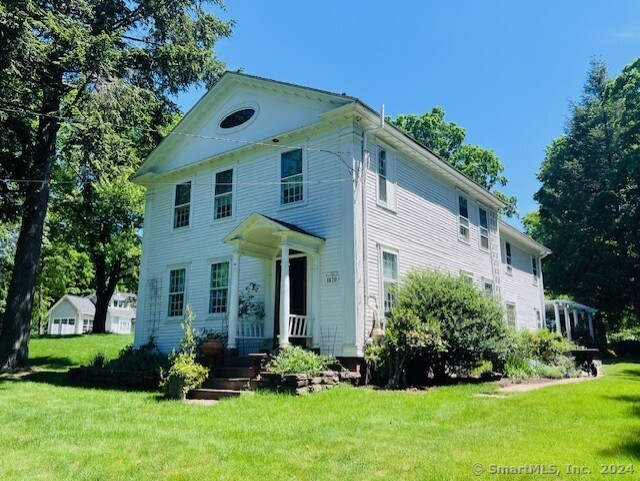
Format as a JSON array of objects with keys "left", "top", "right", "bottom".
[
  {"left": 131, "top": 72, "right": 551, "bottom": 360},
  {"left": 47, "top": 293, "right": 136, "bottom": 335}
]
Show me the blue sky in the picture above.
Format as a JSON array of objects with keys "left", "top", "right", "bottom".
[{"left": 176, "top": 1, "right": 640, "bottom": 228}]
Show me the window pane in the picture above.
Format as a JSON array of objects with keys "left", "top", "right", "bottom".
[
  {"left": 382, "top": 251, "right": 397, "bottom": 281},
  {"left": 378, "top": 149, "right": 387, "bottom": 177},
  {"left": 174, "top": 205, "right": 190, "bottom": 228},
  {"left": 209, "top": 288, "right": 228, "bottom": 314},
  {"left": 210, "top": 263, "right": 229, "bottom": 289},
  {"left": 215, "top": 169, "right": 233, "bottom": 195},
  {"left": 175, "top": 182, "right": 191, "bottom": 206},
  {"left": 281, "top": 149, "right": 302, "bottom": 178},
  {"left": 215, "top": 193, "right": 232, "bottom": 219},
  {"left": 459, "top": 196, "right": 468, "bottom": 219},
  {"left": 378, "top": 176, "right": 387, "bottom": 203},
  {"left": 281, "top": 174, "right": 303, "bottom": 204},
  {"left": 479, "top": 208, "right": 488, "bottom": 228},
  {"left": 170, "top": 269, "right": 185, "bottom": 293}
]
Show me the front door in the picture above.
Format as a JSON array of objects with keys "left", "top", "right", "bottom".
[{"left": 273, "top": 256, "right": 307, "bottom": 346}]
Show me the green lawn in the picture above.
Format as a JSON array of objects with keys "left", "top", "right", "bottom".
[{"left": 0, "top": 336, "right": 638, "bottom": 480}]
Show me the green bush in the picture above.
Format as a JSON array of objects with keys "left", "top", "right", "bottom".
[
  {"left": 509, "top": 329, "right": 572, "bottom": 365},
  {"left": 88, "top": 350, "right": 108, "bottom": 368},
  {"left": 381, "top": 270, "right": 509, "bottom": 387},
  {"left": 105, "top": 339, "right": 168, "bottom": 374},
  {"left": 267, "top": 346, "right": 336, "bottom": 376}
]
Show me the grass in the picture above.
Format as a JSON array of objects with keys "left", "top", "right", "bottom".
[{"left": 0, "top": 335, "right": 638, "bottom": 480}]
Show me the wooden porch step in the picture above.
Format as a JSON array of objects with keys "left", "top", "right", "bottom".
[
  {"left": 214, "top": 366, "right": 257, "bottom": 379},
  {"left": 203, "top": 377, "right": 259, "bottom": 391},
  {"left": 186, "top": 388, "right": 254, "bottom": 401}
]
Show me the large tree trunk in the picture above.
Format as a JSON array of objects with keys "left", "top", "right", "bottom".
[
  {"left": 0, "top": 87, "right": 61, "bottom": 370},
  {"left": 91, "top": 254, "right": 122, "bottom": 334}
]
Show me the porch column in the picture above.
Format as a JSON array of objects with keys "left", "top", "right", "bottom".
[
  {"left": 227, "top": 250, "right": 241, "bottom": 350},
  {"left": 311, "top": 253, "right": 321, "bottom": 350},
  {"left": 587, "top": 311, "right": 595, "bottom": 340},
  {"left": 564, "top": 304, "right": 573, "bottom": 342},
  {"left": 553, "top": 302, "right": 561, "bottom": 334},
  {"left": 279, "top": 243, "right": 290, "bottom": 348},
  {"left": 572, "top": 309, "right": 580, "bottom": 339}
]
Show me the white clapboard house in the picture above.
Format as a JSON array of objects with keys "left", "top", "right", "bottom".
[
  {"left": 47, "top": 292, "right": 136, "bottom": 335},
  {"left": 131, "top": 72, "right": 550, "bottom": 362}
]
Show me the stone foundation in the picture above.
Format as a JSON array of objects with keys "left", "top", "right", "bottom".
[{"left": 257, "top": 370, "right": 360, "bottom": 395}]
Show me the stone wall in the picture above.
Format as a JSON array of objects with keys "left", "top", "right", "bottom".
[{"left": 257, "top": 370, "right": 360, "bottom": 395}]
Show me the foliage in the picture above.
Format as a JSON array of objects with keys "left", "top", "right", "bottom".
[
  {"left": 390, "top": 108, "right": 518, "bottom": 216},
  {"left": 532, "top": 58, "right": 640, "bottom": 331},
  {"left": 104, "top": 339, "right": 168, "bottom": 374},
  {"left": 380, "top": 270, "right": 509, "bottom": 387},
  {"left": 88, "top": 350, "right": 108, "bottom": 369},
  {"left": 266, "top": 346, "right": 336, "bottom": 377},
  {"left": 238, "top": 283, "right": 266, "bottom": 319},
  {"left": 0, "top": 0, "right": 233, "bottom": 368},
  {"left": 160, "top": 307, "right": 208, "bottom": 397},
  {"left": 608, "top": 327, "right": 640, "bottom": 343}
]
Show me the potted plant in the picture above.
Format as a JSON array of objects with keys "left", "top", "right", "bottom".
[{"left": 201, "top": 330, "right": 228, "bottom": 359}]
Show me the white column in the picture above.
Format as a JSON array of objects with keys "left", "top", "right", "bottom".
[
  {"left": 227, "top": 250, "right": 241, "bottom": 350},
  {"left": 279, "top": 244, "right": 290, "bottom": 348},
  {"left": 572, "top": 309, "right": 580, "bottom": 340},
  {"left": 553, "top": 302, "right": 561, "bottom": 334},
  {"left": 587, "top": 312, "right": 595, "bottom": 340},
  {"left": 312, "top": 253, "right": 321, "bottom": 349},
  {"left": 564, "top": 305, "right": 573, "bottom": 342}
]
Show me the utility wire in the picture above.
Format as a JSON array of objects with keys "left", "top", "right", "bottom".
[{"left": 0, "top": 104, "right": 357, "bottom": 177}]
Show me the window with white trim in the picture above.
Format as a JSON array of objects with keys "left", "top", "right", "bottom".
[
  {"left": 458, "top": 195, "right": 470, "bottom": 242},
  {"left": 209, "top": 261, "right": 230, "bottom": 314},
  {"left": 214, "top": 168, "right": 234, "bottom": 220},
  {"left": 534, "top": 308, "right": 542, "bottom": 329},
  {"left": 376, "top": 146, "right": 396, "bottom": 209},
  {"left": 82, "top": 318, "right": 93, "bottom": 334},
  {"left": 478, "top": 207, "right": 489, "bottom": 250},
  {"left": 483, "top": 280, "right": 494, "bottom": 297},
  {"left": 280, "top": 149, "right": 303, "bottom": 205},
  {"left": 505, "top": 241, "right": 513, "bottom": 274},
  {"left": 378, "top": 148, "right": 388, "bottom": 203},
  {"left": 506, "top": 302, "right": 517, "bottom": 329},
  {"left": 168, "top": 268, "right": 186, "bottom": 317},
  {"left": 381, "top": 250, "right": 398, "bottom": 316},
  {"left": 173, "top": 182, "right": 192, "bottom": 228},
  {"left": 531, "top": 256, "right": 539, "bottom": 285}
]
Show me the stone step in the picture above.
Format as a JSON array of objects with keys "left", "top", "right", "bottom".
[
  {"left": 203, "top": 377, "right": 258, "bottom": 390},
  {"left": 214, "top": 366, "right": 257, "bottom": 379},
  {"left": 186, "top": 388, "right": 253, "bottom": 401}
]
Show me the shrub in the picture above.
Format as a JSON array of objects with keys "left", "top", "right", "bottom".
[
  {"left": 266, "top": 346, "right": 336, "bottom": 376},
  {"left": 105, "top": 339, "right": 168, "bottom": 375},
  {"left": 381, "top": 270, "right": 509, "bottom": 387},
  {"left": 88, "top": 350, "right": 108, "bottom": 368},
  {"left": 509, "top": 329, "right": 572, "bottom": 365}
]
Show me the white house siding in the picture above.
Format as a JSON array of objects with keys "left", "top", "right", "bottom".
[
  {"left": 135, "top": 120, "right": 357, "bottom": 356},
  {"left": 361, "top": 134, "right": 497, "bottom": 339},
  {"left": 48, "top": 300, "right": 81, "bottom": 335},
  {"left": 499, "top": 234, "right": 546, "bottom": 331}
]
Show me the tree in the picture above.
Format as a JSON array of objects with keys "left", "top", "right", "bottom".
[
  {"left": 533, "top": 58, "right": 640, "bottom": 329},
  {"left": 390, "top": 108, "right": 518, "bottom": 215},
  {"left": 0, "top": 0, "right": 233, "bottom": 369}
]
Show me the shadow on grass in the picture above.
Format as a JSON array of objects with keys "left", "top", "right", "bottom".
[{"left": 29, "top": 356, "right": 76, "bottom": 370}]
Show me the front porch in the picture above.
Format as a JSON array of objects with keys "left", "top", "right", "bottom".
[
  {"left": 223, "top": 213, "right": 324, "bottom": 354},
  {"left": 545, "top": 299, "right": 597, "bottom": 343}
]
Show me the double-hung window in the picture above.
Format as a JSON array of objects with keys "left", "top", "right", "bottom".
[
  {"left": 209, "top": 262, "right": 230, "bottom": 314},
  {"left": 531, "top": 256, "right": 539, "bottom": 285},
  {"left": 483, "top": 280, "right": 494, "bottom": 297},
  {"left": 378, "top": 148, "right": 388, "bottom": 204},
  {"left": 280, "top": 149, "right": 303, "bottom": 205},
  {"left": 381, "top": 249, "right": 398, "bottom": 316},
  {"left": 174, "top": 182, "right": 192, "bottom": 228},
  {"left": 458, "top": 195, "right": 470, "bottom": 242},
  {"left": 214, "top": 169, "right": 234, "bottom": 220},
  {"left": 505, "top": 241, "right": 513, "bottom": 274},
  {"left": 460, "top": 270, "right": 473, "bottom": 285},
  {"left": 478, "top": 207, "right": 489, "bottom": 250},
  {"left": 168, "top": 268, "right": 186, "bottom": 317}
]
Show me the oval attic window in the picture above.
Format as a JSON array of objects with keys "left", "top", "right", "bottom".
[{"left": 219, "top": 108, "right": 256, "bottom": 129}]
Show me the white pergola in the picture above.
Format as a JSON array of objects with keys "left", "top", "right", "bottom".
[
  {"left": 545, "top": 299, "right": 597, "bottom": 342},
  {"left": 223, "top": 213, "right": 324, "bottom": 351}
]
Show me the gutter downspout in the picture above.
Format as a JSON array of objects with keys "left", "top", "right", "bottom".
[{"left": 362, "top": 105, "right": 385, "bottom": 344}]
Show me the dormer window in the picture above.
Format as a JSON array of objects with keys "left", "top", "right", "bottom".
[{"left": 219, "top": 108, "right": 255, "bottom": 129}]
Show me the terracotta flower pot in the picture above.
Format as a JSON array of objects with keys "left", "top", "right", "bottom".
[{"left": 202, "top": 339, "right": 224, "bottom": 358}]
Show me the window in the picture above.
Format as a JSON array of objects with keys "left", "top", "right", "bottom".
[
  {"left": 214, "top": 168, "right": 234, "bottom": 220},
  {"left": 209, "top": 262, "right": 230, "bottom": 314},
  {"left": 82, "top": 318, "right": 93, "bottom": 334},
  {"left": 479, "top": 207, "right": 489, "bottom": 250},
  {"left": 460, "top": 270, "right": 473, "bottom": 285},
  {"left": 378, "top": 148, "right": 387, "bottom": 203},
  {"left": 531, "top": 256, "right": 539, "bottom": 284},
  {"left": 381, "top": 250, "right": 398, "bottom": 315},
  {"left": 483, "top": 280, "right": 494, "bottom": 297},
  {"left": 168, "top": 268, "right": 186, "bottom": 317},
  {"left": 458, "top": 195, "right": 470, "bottom": 242},
  {"left": 280, "top": 149, "right": 303, "bottom": 205},
  {"left": 173, "top": 182, "right": 191, "bottom": 228},
  {"left": 219, "top": 108, "right": 255, "bottom": 129},
  {"left": 506, "top": 302, "right": 517, "bottom": 329},
  {"left": 505, "top": 241, "right": 513, "bottom": 274},
  {"left": 534, "top": 308, "right": 542, "bottom": 329}
]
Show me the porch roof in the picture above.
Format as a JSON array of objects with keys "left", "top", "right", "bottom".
[
  {"left": 545, "top": 299, "right": 598, "bottom": 314},
  {"left": 223, "top": 213, "right": 324, "bottom": 258}
]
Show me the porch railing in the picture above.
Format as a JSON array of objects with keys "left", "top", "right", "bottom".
[
  {"left": 288, "top": 315, "right": 313, "bottom": 338},
  {"left": 236, "top": 319, "right": 264, "bottom": 339}
]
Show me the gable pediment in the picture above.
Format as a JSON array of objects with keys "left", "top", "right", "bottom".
[{"left": 133, "top": 73, "right": 354, "bottom": 180}]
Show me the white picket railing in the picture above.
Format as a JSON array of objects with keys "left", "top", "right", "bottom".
[
  {"left": 288, "top": 315, "right": 313, "bottom": 338},
  {"left": 236, "top": 319, "right": 264, "bottom": 339}
]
